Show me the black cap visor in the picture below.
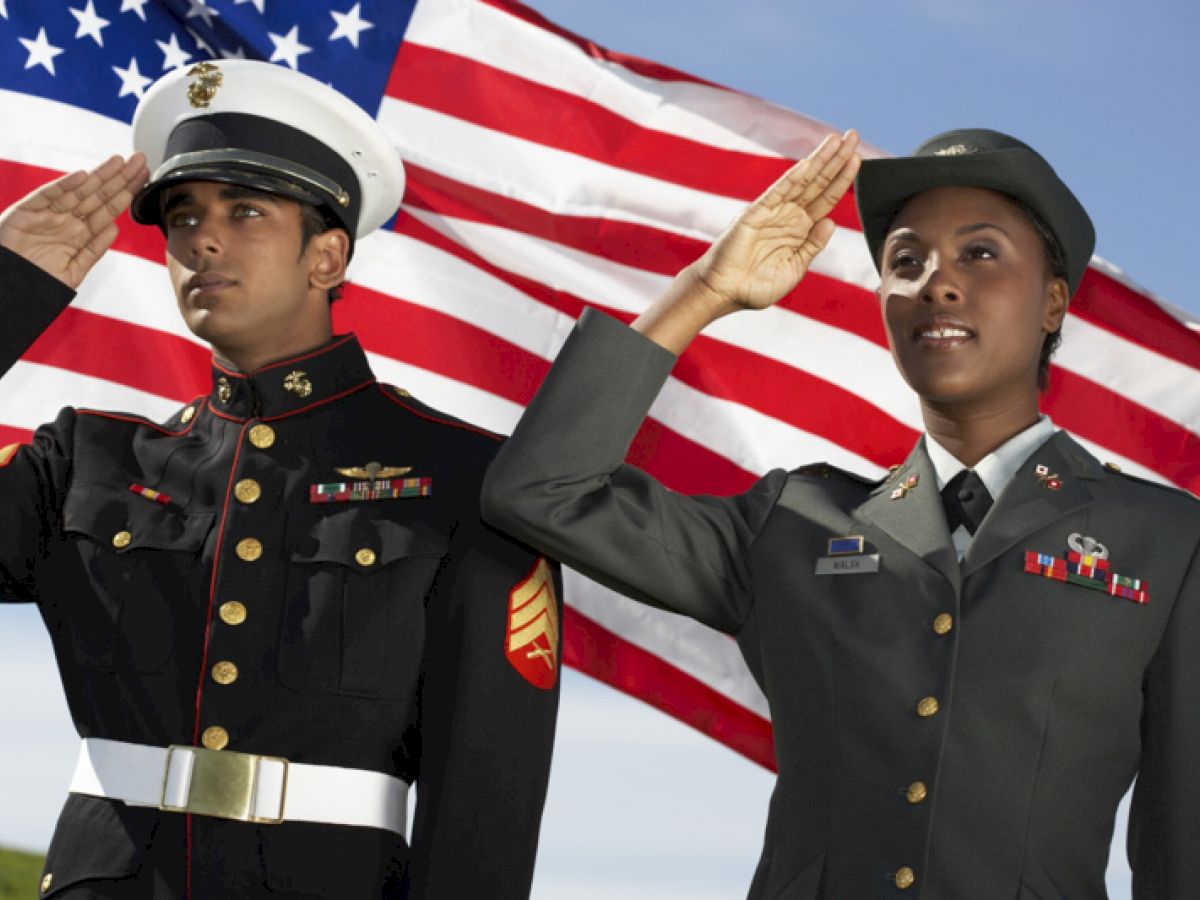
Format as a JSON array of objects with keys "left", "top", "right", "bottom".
[{"left": 857, "top": 146, "right": 1095, "bottom": 294}]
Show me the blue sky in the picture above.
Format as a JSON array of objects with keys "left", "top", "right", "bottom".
[{"left": 1, "top": 2, "right": 1193, "bottom": 897}]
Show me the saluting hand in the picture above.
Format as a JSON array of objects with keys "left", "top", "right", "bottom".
[
  {"left": 0, "top": 153, "right": 149, "bottom": 290},
  {"left": 634, "top": 131, "right": 860, "bottom": 354},
  {"left": 696, "top": 129, "right": 861, "bottom": 312}
]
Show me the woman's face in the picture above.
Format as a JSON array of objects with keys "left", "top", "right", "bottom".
[{"left": 879, "top": 185, "right": 1068, "bottom": 412}]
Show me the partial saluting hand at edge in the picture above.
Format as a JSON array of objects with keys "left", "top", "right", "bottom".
[
  {"left": 0, "top": 153, "right": 149, "bottom": 290},
  {"left": 634, "top": 130, "right": 860, "bottom": 355}
]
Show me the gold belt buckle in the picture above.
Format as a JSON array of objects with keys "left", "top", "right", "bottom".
[{"left": 160, "top": 745, "right": 289, "bottom": 825}]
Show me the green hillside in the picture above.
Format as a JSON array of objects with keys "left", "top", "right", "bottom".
[{"left": 0, "top": 846, "right": 46, "bottom": 900}]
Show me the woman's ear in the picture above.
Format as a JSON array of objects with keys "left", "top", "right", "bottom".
[
  {"left": 309, "top": 228, "right": 350, "bottom": 290},
  {"left": 1043, "top": 277, "right": 1069, "bottom": 334}
]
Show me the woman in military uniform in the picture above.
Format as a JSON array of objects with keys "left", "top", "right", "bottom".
[{"left": 483, "top": 128, "right": 1200, "bottom": 898}]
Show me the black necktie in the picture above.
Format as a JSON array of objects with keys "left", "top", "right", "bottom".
[{"left": 941, "top": 470, "right": 993, "bottom": 535}]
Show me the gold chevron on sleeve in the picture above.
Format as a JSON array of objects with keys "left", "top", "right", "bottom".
[{"left": 507, "top": 557, "right": 559, "bottom": 672}]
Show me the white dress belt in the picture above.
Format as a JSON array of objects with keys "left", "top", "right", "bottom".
[{"left": 69, "top": 737, "right": 408, "bottom": 836}]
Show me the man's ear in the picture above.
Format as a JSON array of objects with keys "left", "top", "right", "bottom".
[
  {"left": 309, "top": 229, "right": 350, "bottom": 290},
  {"left": 1043, "top": 277, "right": 1069, "bottom": 334}
]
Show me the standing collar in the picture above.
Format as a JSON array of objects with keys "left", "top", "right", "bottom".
[
  {"left": 925, "top": 416, "right": 1058, "bottom": 500},
  {"left": 208, "top": 334, "right": 375, "bottom": 420}
]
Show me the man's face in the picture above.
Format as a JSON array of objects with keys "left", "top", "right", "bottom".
[
  {"left": 878, "top": 186, "right": 1067, "bottom": 412},
  {"left": 163, "top": 181, "right": 334, "bottom": 367}
]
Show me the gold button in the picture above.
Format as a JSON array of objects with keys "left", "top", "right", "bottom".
[
  {"left": 41, "top": 873, "right": 53, "bottom": 893},
  {"left": 248, "top": 424, "right": 275, "bottom": 449},
  {"left": 932, "top": 613, "right": 954, "bottom": 635},
  {"left": 894, "top": 866, "right": 915, "bottom": 890},
  {"left": 180, "top": 406, "right": 195, "bottom": 424},
  {"left": 201, "top": 725, "right": 229, "bottom": 751},
  {"left": 355, "top": 547, "right": 377, "bottom": 567},
  {"left": 234, "top": 478, "right": 262, "bottom": 504},
  {"left": 236, "top": 538, "right": 263, "bottom": 562},
  {"left": 212, "top": 660, "right": 239, "bottom": 685},
  {"left": 905, "top": 781, "right": 928, "bottom": 804},
  {"left": 219, "top": 601, "right": 247, "bottom": 626},
  {"left": 917, "top": 696, "right": 940, "bottom": 718},
  {"left": 112, "top": 530, "right": 132, "bottom": 549}
]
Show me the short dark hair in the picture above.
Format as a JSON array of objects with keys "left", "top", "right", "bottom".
[
  {"left": 298, "top": 203, "right": 345, "bottom": 303},
  {"left": 1012, "top": 199, "right": 1069, "bottom": 392}
]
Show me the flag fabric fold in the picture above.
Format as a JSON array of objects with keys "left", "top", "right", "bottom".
[{"left": 1, "top": 0, "right": 1197, "bottom": 770}]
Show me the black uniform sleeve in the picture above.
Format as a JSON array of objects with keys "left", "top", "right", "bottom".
[
  {"left": 405, "top": 511, "right": 562, "bottom": 899},
  {"left": 0, "top": 245, "right": 76, "bottom": 376},
  {"left": 0, "top": 247, "right": 77, "bottom": 603},
  {"left": 1129, "top": 533, "right": 1200, "bottom": 898},
  {"left": 481, "top": 307, "right": 783, "bottom": 635}
]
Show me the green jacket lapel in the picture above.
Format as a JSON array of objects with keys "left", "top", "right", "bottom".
[
  {"left": 961, "top": 431, "right": 1100, "bottom": 578},
  {"left": 857, "top": 438, "right": 961, "bottom": 593}
]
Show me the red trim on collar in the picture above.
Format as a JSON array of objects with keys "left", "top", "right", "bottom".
[
  {"left": 261, "top": 379, "right": 375, "bottom": 421},
  {"left": 252, "top": 334, "right": 357, "bottom": 375},
  {"left": 205, "top": 378, "right": 376, "bottom": 423},
  {"left": 378, "top": 384, "right": 501, "bottom": 441},
  {"left": 210, "top": 334, "right": 359, "bottom": 380}
]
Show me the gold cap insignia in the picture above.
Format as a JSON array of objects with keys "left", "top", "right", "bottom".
[
  {"left": 505, "top": 557, "right": 559, "bottom": 690},
  {"left": 186, "top": 62, "right": 224, "bottom": 109},
  {"left": 335, "top": 462, "right": 413, "bottom": 482},
  {"left": 283, "top": 370, "right": 313, "bottom": 398}
]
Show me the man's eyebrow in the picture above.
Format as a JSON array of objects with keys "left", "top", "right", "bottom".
[{"left": 161, "top": 190, "right": 192, "bottom": 215}]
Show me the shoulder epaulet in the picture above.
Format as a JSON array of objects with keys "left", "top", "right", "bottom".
[
  {"left": 379, "top": 383, "right": 502, "bottom": 442},
  {"left": 1102, "top": 461, "right": 1199, "bottom": 503},
  {"left": 790, "top": 462, "right": 883, "bottom": 489}
]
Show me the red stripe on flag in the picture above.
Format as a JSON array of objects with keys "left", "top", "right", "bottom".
[
  {"left": 563, "top": 604, "right": 777, "bottom": 770},
  {"left": 1044, "top": 368, "right": 1200, "bottom": 491},
  {"left": 392, "top": 213, "right": 913, "bottom": 467},
  {"left": 404, "top": 163, "right": 707, "bottom": 276},
  {"left": 388, "top": 44, "right": 790, "bottom": 201},
  {"left": 22, "top": 308, "right": 208, "bottom": 402},
  {"left": 1072, "top": 268, "right": 1200, "bottom": 372}
]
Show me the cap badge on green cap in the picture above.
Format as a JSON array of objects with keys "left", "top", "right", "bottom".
[
  {"left": 186, "top": 62, "right": 223, "bottom": 109},
  {"left": 934, "top": 144, "right": 975, "bottom": 157}
]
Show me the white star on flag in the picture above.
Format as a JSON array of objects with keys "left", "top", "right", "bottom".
[
  {"left": 119, "top": 0, "right": 149, "bottom": 22},
  {"left": 70, "top": 1, "right": 111, "bottom": 47},
  {"left": 112, "top": 56, "right": 152, "bottom": 99},
  {"left": 187, "top": 28, "right": 215, "bottom": 58},
  {"left": 19, "top": 28, "right": 65, "bottom": 75},
  {"left": 234, "top": 0, "right": 266, "bottom": 13},
  {"left": 220, "top": 45, "right": 248, "bottom": 59},
  {"left": 185, "top": 0, "right": 219, "bottom": 28},
  {"left": 156, "top": 33, "right": 193, "bottom": 70},
  {"left": 268, "top": 25, "right": 312, "bottom": 69},
  {"left": 330, "top": 3, "right": 373, "bottom": 49},
  {"left": 0, "top": 0, "right": 8, "bottom": 19}
]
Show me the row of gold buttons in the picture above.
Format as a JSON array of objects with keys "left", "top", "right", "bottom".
[
  {"left": 892, "top": 610, "right": 956, "bottom": 890},
  {"left": 200, "top": 424, "right": 276, "bottom": 753}
]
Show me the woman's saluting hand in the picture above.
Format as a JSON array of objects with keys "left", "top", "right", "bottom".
[{"left": 635, "top": 130, "right": 860, "bottom": 354}]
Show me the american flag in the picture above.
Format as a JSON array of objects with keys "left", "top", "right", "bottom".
[{"left": 2, "top": 0, "right": 1198, "bottom": 770}]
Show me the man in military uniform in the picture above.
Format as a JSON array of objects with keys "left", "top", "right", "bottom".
[
  {"left": 0, "top": 60, "right": 561, "bottom": 898},
  {"left": 483, "top": 129, "right": 1200, "bottom": 897}
]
